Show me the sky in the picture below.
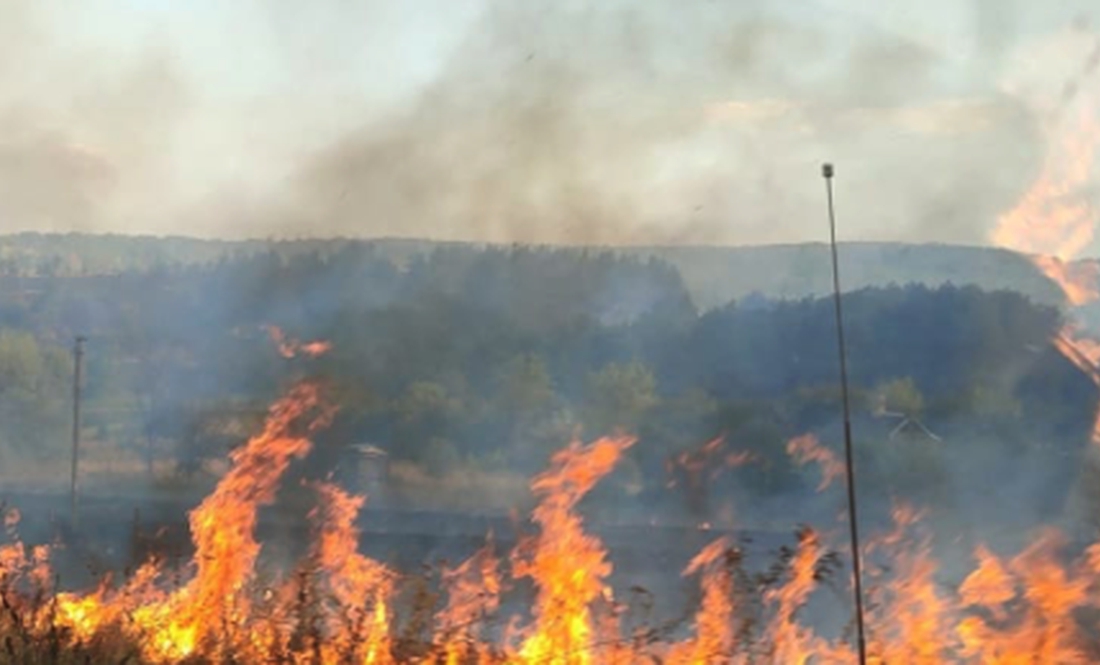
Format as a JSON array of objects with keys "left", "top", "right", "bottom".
[{"left": 1, "top": 0, "right": 1098, "bottom": 248}]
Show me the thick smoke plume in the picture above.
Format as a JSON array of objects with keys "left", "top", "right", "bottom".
[
  {"left": 278, "top": 0, "right": 1043, "bottom": 246},
  {"left": 1, "top": 1, "right": 1097, "bottom": 248}
]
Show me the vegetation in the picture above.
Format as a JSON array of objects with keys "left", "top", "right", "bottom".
[
  {"left": 0, "top": 239, "right": 1091, "bottom": 526},
  {"left": 0, "top": 529, "right": 836, "bottom": 664},
  {"left": 0, "top": 233, "right": 1077, "bottom": 307},
  {"left": 0, "top": 236, "right": 1097, "bottom": 663},
  {"left": 0, "top": 331, "right": 71, "bottom": 462}
]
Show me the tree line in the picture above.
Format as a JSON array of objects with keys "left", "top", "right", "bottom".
[{"left": 0, "top": 244, "right": 1092, "bottom": 517}]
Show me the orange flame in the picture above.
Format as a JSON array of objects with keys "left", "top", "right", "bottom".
[
  {"left": 991, "top": 107, "right": 1100, "bottom": 260},
  {"left": 999, "top": 108, "right": 1100, "bottom": 446},
  {"left": 10, "top": 375, "right": 1100, "bottom": 662},
  {"left": 40, "top": 381, "right": 335, "bottom": 663},
  {"left": 990, "top": 104, "right": 1100, "bottom": 304},
  {"left": 990, "top": 41, "right": 1100, "bottom": 492},
  {"left": 140, "top": 382, "right": 334, "bottom": 660},
  {"left": 866, "top": 507, "right": 955, "bottom": 664},
  {"left": 511, "top": 435, "right": 636, "bottom": 664},
  {"left": 265, "top": 325, "right": 333, "bottom": 359},
  {"left": 666, "top": 537, "right": 739, "bottom": 664},
  {"left": 665, "top": 437, "right": 756, "bottom": 490},
  {"left": 957, "top": 531, "right": 1091, "bottom": 663},
  {"left": 438, "top": 540, "right": 502, "bottom": 665},
  {"left": 8, "top": 422, "right": 1100, "bottom": 661},
  {"left": 309, "top": 481, "right": 395, "bottom": 664},
  {"left": 765, "top": 528, "right": 835, "bottom": 664},
  {"left": 786, "top": 434, "right": 845, "bottom": 491}
]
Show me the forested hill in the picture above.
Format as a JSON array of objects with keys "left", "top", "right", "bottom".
[
  {"left": 627, "top": 243, "right": 1069, "bottom": 309},
  {"left": 0, "top": 236, "right": 1094, "bottom": 529},
  {"left": 0, "top": 233, "right": 1072, "bottom": 309}
]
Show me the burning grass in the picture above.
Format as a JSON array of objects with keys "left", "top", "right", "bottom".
[{"left": 3, "top": 380, "right": 1100, "bottom": 664}]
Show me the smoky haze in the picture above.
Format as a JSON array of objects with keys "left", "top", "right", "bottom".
[{"left": 1, "top": 0, "right": 1098, "bottom": 247}]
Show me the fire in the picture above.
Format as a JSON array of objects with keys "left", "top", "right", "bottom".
[
  {"left": 308, "top": 481, "right": 395, "bottom": 664},
  {"left": 991, "top": 24, "right": 1100, "bottom": 292},
  {"left": 990, "top": 28, "right": 1100, "bottom": 303},
  {"left": 956, "top": 532, "right": 1092, "bottom": 663},
  {"left": 865, "top": 506, "right": 955, "bottom": 664},
  {"left": 11, "top": 89, "right": 1100, "bottom": 657},
  {"left": 786, "top": 434, "right": 845, "bottom": 491},
  {"left": 24, "top": 379, "right": 336, "bottom": 663},
  {"left": 665, "top": 437, "right": 755, "bottom": 490},
  {"left": 136, "top": 381, "right": 335, "bottom": 661},
  {"left": 1054, "top": 326, "right": 1100, "bottom": 381},
  {"left": 437, "top": 539, "right": 502, "bottom": 664},
  {"left": 990, "top": 32, "right": 1100, "bottom": 453},
  {"left": 1033, "top": 256, "right": 1100, "bottom": 306},
  {"left": 9, "top": 389, "right": 1100, "bottom": 662},
  {"left": 765, "top": 528, "right": 837, "bottom": 664},
  {"left": 265, "top": 324, "right": 333, "bottom": 359},
  {"left": 0, "top": 514, "right": 51, "bottom": 610},
  {"left": 511, "top": 435, "right": 636, "bottom": 665},
  {"left": 990, "top": 105, "right": 1100, "bottom": 268},
  {"left": 665, "top": 537, "right": 738, "bottom": 664}
]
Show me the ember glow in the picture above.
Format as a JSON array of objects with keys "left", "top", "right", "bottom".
[
  {"left": 666, "top": 437, "right": 755, "bottom": 491},
  {"left": 786, "top": 434, "right": 846, "bottom": 492},
  {"left": 266, "top": 325, "right": 334, "bottom": 359}
]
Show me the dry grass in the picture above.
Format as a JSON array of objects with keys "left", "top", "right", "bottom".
[{"left": 0, "top": 531, "right": 770, "bottom": 664}]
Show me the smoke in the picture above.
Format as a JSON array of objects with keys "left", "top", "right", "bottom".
[
  {"left": 0, "top": 3, "right": 191, "bottom": 234},
  {"left": 0, "top": 0, "right": 1096, "bottom": 247},
  {"left": 275, "top": 0, "right": 1048, "bottom": 246}
]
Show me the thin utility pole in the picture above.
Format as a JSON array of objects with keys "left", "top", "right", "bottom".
[
  {"left": 822, "top": 163, "right": 868, "bottom": 665},
  {"left": 70, "top": 335, "right": 86, "bottom": 527}
]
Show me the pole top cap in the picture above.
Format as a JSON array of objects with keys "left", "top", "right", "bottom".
[{"left": 822, "top": 163, "right": 834, "bottom": 178}]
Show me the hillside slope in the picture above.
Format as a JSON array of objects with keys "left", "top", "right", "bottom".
[{"left": 0, "top": 233, "right": 1072, "bottom": 309}]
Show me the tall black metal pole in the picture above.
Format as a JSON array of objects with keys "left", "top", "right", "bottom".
[
  {"left": 70, "top": 335, "right": 86, "bottom": 527},
  {"left": 822, "top": 163, "right": 868, "bottom": 664}
]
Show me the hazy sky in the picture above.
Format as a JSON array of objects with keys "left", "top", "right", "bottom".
[{"left": 2, "top": 0, "right": 1098, "bottom": 248}]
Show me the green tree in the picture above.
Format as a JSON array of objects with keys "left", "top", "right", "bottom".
[
  {"left": 582, "top": 361, "right": 659, "bottom": 435},
  {"left": 494, "top": 354, "right": 555, "bottom": 417},
  {"left": 392, "top": 381, "right": 465, "bottom": 464},
  {"left": 491, "top": 353, "right": 566, "bottom": 467},
  {"left": 877, "top": 377, "right": 925, "bottom": 417},
  {"left": 0, "top": 332, "right": 70, "bottom": 459}
]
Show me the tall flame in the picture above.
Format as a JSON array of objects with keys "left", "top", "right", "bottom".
[
  {"left": 309, "top": 481, "right": 395, "bottom": 664},
  {"left": 665, "top": 537, "right": 739, "bottom": 664},
  {"left": 990, "top": 106, "right": 1100, "bottom": 268},
  {"left": 138, "top": 381, "right": 335, "bottom": 661},
  {"left": 11, "top": 422, "right": 1100, "bottom": 661},
  {"left": 437, "top": 540, "right": 502, "bottom": 665},
  {"left": 511, "top": 435, "right": 636, "bottom": 665},
  {"left": 765, "top": 528, "right": 834, "bottom": 664},
  {"left": 990, "top": 36, "right": 1100, "bottom": 452}
]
